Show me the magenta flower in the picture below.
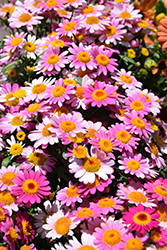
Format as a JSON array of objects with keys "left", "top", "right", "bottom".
[
  {"left": 11, "top": 170, "right": 51, "bottom": 206},
  {"left": 122, "top": 204, "right": 159, "bottom": 234}
]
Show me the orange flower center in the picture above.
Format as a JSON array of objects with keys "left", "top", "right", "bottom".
[
  {"left": 1, "top": 172, "right": 17, "bottom": 186},
  {"left": 127, "top": 191, "right": 147, "bottom": 203},
  {"left": 116, "top": 130, "right": 131, "bottom": 144},
  {"left": 77, "top": 51, "right": 91, "bottom": 63},
  {"left": 22, "top": 179, "right": 39, "bottom": 194},
  {"left": 126, "top": 160, "right": 140, "bottom": 171},
  {"left": 0, "top": 190, "right": 16, "bottom": 205},
  {"left": 64, "top": 22, "right": 76, "bottom": 31},
  {"left": 96, "top": 54, "right": 109, "bottom": 66},
  {"left": 65, "top": 185, "right": 79, "bottom": 198},
  {"left": 54, "top": 217, "right": 71, "bottom": 235},
  {"left": 18, "top": 13, "right": 32, "bottom": 22},
  {"left": 102, "top": 229, "right": 121, "bottom": 246},
  {"left": 85, "top": 16, "right": 100, "bottom": 25}
]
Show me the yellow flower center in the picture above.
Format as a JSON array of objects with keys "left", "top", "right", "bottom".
[
  {"left": 102, "top": 229, "right": 121, "bottom": 246},
  {"left": 64, "top": 22, "right": 76, "bottom": 31},
  {"left": 73, "top": 145, "right": 87, "bottom": 158},
  {"left": 28, "top": 152, "right": 46, "bottom": 166},
  {"left": 96, "top": 54, "right": 109, "bottom": 66},
  {"left": 52, "top": 86, "right": 65, "bottom": 97},
  {"left": 153, "top": 134, "right": 163, "bottom": 147},
  {"left": 8, "top": 68, "right": 17, "bottom": 77},
  {"left": 82, "top": 6, "right": 95, "bottom": 14},
  {"left": 77, "top": 51, "right": 91, "bottom": 63},
  {"left": 75, "top": 86, "right": 84, "bottom": 99},
  {"left": 42, "top": 123, "right": 54, "bottom": 137},
  {"left": 82, "top": 157, "right": 101, "bottom": 172},
  {"left": 22, "top": 220, "right": 32, "bottom": 236},
  {"left": 47, "top": 54, "right": 60, "bottom": 65},
  {"left": 85, "top": 16, "right": 100, "bottom": 24},
  {"left": 53, "top": 106, "right": 69, "bottom": 116},
  {"left": 32, "top": 83, "right": 47, "bottom": 94},
  {"left": 76, "top": 207, "right": 94, "bottom": 218},
  {"left": 116, "top": 130, "right": 131, "bottom": 144},
  {"left": 1, "top": 6, "right": 11, "bottom": 12},
  {"left": 16, "top": 131, "right": 26, "bottom": 141},
  {"left": 65, "top": 185, "right": 79, "bottom": 198},
  {"left": 22, "top": 179, "right": 39, "bottom": 194},
  {"left": 125, "top": 238, "right": 143, "bottom": 250},
  {"left": 92, "top": 89, "right": 107, "bottom": 101},
  {"left": 20, "top": 245, "right": 31, "bottom": 250},
  {"left": 104, "top": 26, "right": 117, "bottom": 37},
  {"left": 54, "top": 217, "right": 71, "bottom": 235},
  {"left": 151, "top": 229, "right": 161, "bottom": 242},
  {"left": 127, "top": 191, "right": 147, "bottom": 203},
  {"left": 150, "top": 143, "right": 159, "bottom": 157},
  {"left": 126, "top": 160, "right": 140, "bottom": 171},
  {"left": 11, "top": 115, "right": 24, "bottom": 126},
  {"left": 140, "top": 94, "right": 151, "bottom": 102},
  {"left": 11, "top": 37, "right": 22, "bottom": 46},
  {"left": 60, "top": 120, "right": 76, "bottom": 133},
  {"left": 66, "top": 0, "right": 77, "bottom": 2},
  {"left": 78, "top": 246, "right": 96, "bottom": 250},
  {"left": 57, "top": 9, "right": 68, "bottom": 15},
  {"left": 154, "top": 185, "right": 167, "bottom": 198},
  {"left": 69, "top": 133, "right": 84, "bottom": 143},
  {"left": 63, "top": 79, "right": 76, "bottom": 86},
  {"left": 13, "top": 89, "right": 26, "bottom": 98},
  {"left": 131, "top": 101, "right": 144, "bottom": 111},
  {"left": 5, "top": 93, "right": 19, "bottom": 106},
  {"left": 120, "top": 75, "right": 132, "bottom": 84},
  {"left": 131, "top": 117, "right": 145, "bottom": 129},
  {"left": 0, "top": 208, "right": 6, "bottom": 223},
  {"left": 156, "top": 208, "right": 167, "bottom": 222},
  {"left": 0, "top": 190, "right": 16, "bottom": 205},
  {"left": 24, "top": 42, "right": 36, "bottom": 52},
  {"left": 51, "top": 39, "right": 65, "bottom": 48},
  {"left": 1, "top": 172, "right": 17, "bottom": 186},
  {"left": 97, "top": 197, "right": 115, "bottom": 208},
  {"left": 99, "top": 138, "right": 113, "bottom": 153},
  {"left": 27, "top": 103, "right": 41, "bottom": 113},
  {"left": 46, "top": 0, "right": 58, "bottom": 7},
  {"left": 10, "top": 143, "right": 23, "bottom": 156},
  {"left": 73, "top": 32, "right": 85, "bottom": 41},
  {"left": 86, "top": 176, "right": 101, "bottom": 188},
  {"left": 85, "top": 129, "right": 98, "bottom": 139},
  {"left": 138, "top": 20, "right": 149, "bottom": 28},
  {"left": 7, "top": 227, "right": 18, "bottom": 244},
  {"left": 32, "top": 0, "right": 42, "bottom": 8},
  {"left": 18, "top": 13, "right": 32, "bottom": 22},
  {"left": 133, "top": 212, "right": 151, "bottom": 225},
  {"left": 120, "top": 11, "right": 132, "bottom": 19}
]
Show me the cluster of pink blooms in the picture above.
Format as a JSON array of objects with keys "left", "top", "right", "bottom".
[{"left": 0, "top": 0, "right": 167, "bottom": 249}]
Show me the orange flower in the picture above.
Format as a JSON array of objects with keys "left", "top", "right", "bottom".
[{"left": 157, "top": 16, "right": 167, "bottom": 49}]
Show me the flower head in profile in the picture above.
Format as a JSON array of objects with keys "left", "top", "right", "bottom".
[
  {"left": 11, "top": 170, "right": 51, "bottom": 206},
  {"left": 122, "top": 204, "right": 159, "bottom": 234}
]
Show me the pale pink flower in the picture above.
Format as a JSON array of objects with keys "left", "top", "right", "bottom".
[{"left": 56, "top": 17, "right": 83, "bottom": 37}]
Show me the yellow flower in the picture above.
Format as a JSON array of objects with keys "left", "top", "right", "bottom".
[
  {"left": 141, "top": 47, "right": 149, "bottom": 56},
  {"left": 7, "top": 68, "right": 17, "bottom": 77},
  {"left": 127, "top": 48, "right": 136, "bottom": 59}
]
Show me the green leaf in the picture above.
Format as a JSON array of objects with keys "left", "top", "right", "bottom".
[
  {"left": 156, "top": 0, "right": 165, "bottom": 16},
  {"left": 72, "top": 74, "right": 82, "bottom": 85},
  {"left": 1, "top": 156, "right": 11, "bottom": 167},
  {"left": 1, "top": 62, "right": 17, "bottom": 73}
]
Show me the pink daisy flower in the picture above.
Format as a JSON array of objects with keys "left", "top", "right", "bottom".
[
  {"left": 113, "top": 68, "right": 142, "bottom": 89},
  {"left": 65, "top": 233, "right": 97, "bottom": 250},
  {"left": 156, "top": 203, "right": 167, "bottom": 229},
  {"left": 90, "top": 196, "right": 123, "bottom": 215},
  {"left": 63, "top": 0, "right": 85, "bottom": 8},
  {"left": 24, "top": 76, "right": 55, "bottom": 102},
  {"left": 91, "top": 46, "right": 118, "bottom": 75},
  {"left": 56, "top": 181, "right": 83, "bottom": 207},
  {"left": 4, "top": 32, "right": 26, "bottom": 53},
  {"left": 144, "top": 179, "right": 167, "bottom": 205},
  {"left": 11, "top": 170, "right": 51, "bottom": 206},
  {"left": 0, "top": 189, "right": 19, "bottom": 216},
  {"left": 123, "top": 110, "right": 153, "bottom": 139},
  {"left": 124, "top": 92, "right": 152, "bottom": 116},
  {"left": 145, "top": 142, "right": 166, "bottom": 169},
  {"left": 0, "top": 83, "right": 22, "bottom": 108},
  {"left": 69, "top": 206, "right": 100, "bottom": 222},
  {"left": 74, "top": 3, "right": 104, "bottom": 18},
  {"left": 69, "top": 148, "right": 114, "bottom": 184},
  {"left": 150, "top": 227, "right": 167, "bottom": 246},
  {"left": 20, "top": 101, "right": 50, "bottom": 118},
  {"left": 83, "top": 80, "right": 118, "bottom": 108},
  {"left": 38, "top": 0, "right": 61, "bottom": 11},
  {"left": 122, "top": 204, "right": 159, "bottom": 234},
  {"left": 17, "top": 145, "right": 56, "bottom": 174},
  {"left": 117, "top": 184, "right": 157, "bottom": 208},
  {"left": 93, "top": 219, "right": 128, "bottom": 250},
  {"left": 46, "top": 78, "right": 75, "bottom": 106},
  {"left": 43, "top": 210, "right": 78, "bottom": 240},
  {"left": 8, "top": 7, "right": 43, "bottom": 31},
  {"left": 34, "top": 200, "right": 61, "bottom": 239},
  {"left": 0, "top": 111, "right": 33, "bottom": 134},
  {"left": 49, "top": 113, "right": 87, "bottom": 139},
  {"left": 0, "top": 3, "right": 13, "bottom": 18},
  {"left": 68, "top": 43, "right": 95, "bottom": 71},
  {"left": 0, "top": 165, "right": 22, "bottom": 191},
  {"left": 99, "top": 18, "right": 127, "bottom": 45},
  {"left": 16, "top": 210, "right": 36, "bottom": 244},
  {"left": 118, "top": 153, "right": 156, "bottom": 179},
  {"left": 42, "top": 35, "right": 70, "bottom": 50},
  {"left": 56, "top": 17, "right": 83, "bottom": 37},
  {"left": 28, "top": 116, "right": 59, "bottom": 148},
  {"left": 109, "top": 123, "right": 139, "bottom": 153},
  {"left": 119, "top": 232, "right": 145, "bottom": 250},
  {"left": 80, "top": 16, "right": 110, "bottom": 34},
  {"left": 36, "top": 46, "right": 69, "bottom": 74}
]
